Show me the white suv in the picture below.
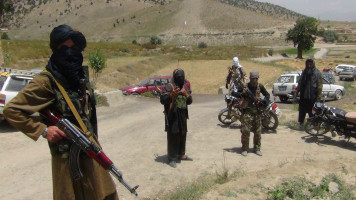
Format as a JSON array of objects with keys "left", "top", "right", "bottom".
[
  {"left": 0, "top": 68, "right": 37, "bottom": 121},
  {"left": 272, "top": 71, "right": 345, "bottom": 103},
  {"left": 335, "top": 64, "right": 356, "bottom": 75}
]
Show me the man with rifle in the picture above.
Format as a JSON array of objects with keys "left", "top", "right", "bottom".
[
  {"left": 238, "top": 71, "right": 270, "bottom": 157},
  {"left": 4, "top": 25, "right": 135, "bottom": 199},
  {"left": 160, "top": 68, "right": 193, "bottom": 168}
]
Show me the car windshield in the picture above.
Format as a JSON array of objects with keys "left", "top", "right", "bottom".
[
  {"left": 0, "top": 75, "right": 7, "bottom": 90},
  {"left": 276, "top": 76, "right": 295, "bottom": 83},
  {"left": 5, "top": 77, "right": 32, "bottom": 91},
  {"left": 137, "top": 78, "right": 150, "bottom": 86}
]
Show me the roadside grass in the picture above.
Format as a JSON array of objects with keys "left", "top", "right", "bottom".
[
  {"left": 267, "top": 174, "right": 355, "bottom": 200},
  {"left": 94, "top": 93, "right": 109, "bottom": 107},
  {"left": 158, "top": 167, "right": 245, "bottom": 200}
]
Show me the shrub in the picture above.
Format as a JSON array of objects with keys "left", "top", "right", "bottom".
[
  {"left": 88, "top": 49, "right": 107, "bottom": 81},
  {"left": 150, "top": 35, "right": 162, "bottom": 45},
  {"left": 1, "top": 32, "right": 10, "bottom": 40},
  {"left": 323, "top": 30, "right": 338, "bottom": 43},
  {"left": 132, "top": 40, "right": 138, "bottom": 45},
  {"left": 198, "top": 42, "right": 207, "bottom": 48},
  {"left": 142, "top": 42, "right": 157, "bottom": 49},
  {"left": 268, "top": 49, "right": 274, "bottom": 56}
]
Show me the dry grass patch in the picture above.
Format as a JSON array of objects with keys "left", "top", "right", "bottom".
[{"left": 154, "top": 60, "right": 285, "bottom": 94}]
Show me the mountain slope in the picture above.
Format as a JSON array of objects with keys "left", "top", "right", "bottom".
[{"left": 8, "top": 0, "right": 301, "bottom": 45}]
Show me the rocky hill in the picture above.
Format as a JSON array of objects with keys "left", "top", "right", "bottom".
[{"left": 4, "top": 0, "right": 305, "bottom": 45}]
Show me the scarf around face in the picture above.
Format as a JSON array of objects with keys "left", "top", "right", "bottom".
[{"left": 46, "top": 46, "right": 84, "bottom": 90}]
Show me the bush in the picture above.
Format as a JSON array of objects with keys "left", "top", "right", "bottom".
[
  {"left": 150, "top": 35, "right": 162, "bottom": 45},
  {"left": 323, "top": 30, "right": 338, "bottom": 43},
  {"left": 268, "top": 49, "right": 274, "bottom": 56},
  {"left": 132, "top": 40, "right": 138, "bottom": 45},
  {"left": 88, "top": 49, "right": 107, "bottom": 81},
  {"left": 94, "top": 93, "right": 109, "bottom": 107},
  {"left": 198, "top": 42, "right": 207, "bottom": 48},
  {"left": 1, "top": 32, "right": 10, "bottom": 40},
  {"left": 142, "top": 42, "right": 157, "bottom": 49}
]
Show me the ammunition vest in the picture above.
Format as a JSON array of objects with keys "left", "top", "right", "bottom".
[
  {"left": 240, "top": 83, "right": 261, "bottom": 110},
  {"left": 41, "top": 72, "right": 97, "bottom": 157}
]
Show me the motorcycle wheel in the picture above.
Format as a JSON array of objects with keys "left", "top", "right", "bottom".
[
  {"left": 304, "top": 120, "right": 329, "bottom": 136},
  {"left": 262, "top": 112, "right": 279, "bottom": 130},
  {"left": 218, "top": 107, "right": 238, "bottom": 125}
]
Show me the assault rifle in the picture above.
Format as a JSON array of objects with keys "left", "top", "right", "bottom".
[
  {"left": 235, "top": 76, "right": 268, "bottom": 108},
  {"left": 40, "top": 109, "right": 139, "bottom": 196}
]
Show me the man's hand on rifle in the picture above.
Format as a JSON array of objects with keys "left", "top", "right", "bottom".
[
  {"left": 46, "top": 126, "right": 68, "bottom": 143},
  {"left": 180, "top": 87, "right": 189, "bottom": 98},
  {"left": 170, "top": 88, "right": 180, "bottom": 99}
]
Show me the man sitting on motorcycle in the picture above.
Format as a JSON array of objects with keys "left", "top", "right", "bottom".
[
  {"left": 225, "top": 56, "right": 248, "bottom": 93},
  {"left": 225, "top": 57, "right": 248, "bottom": 120},
  {"left": 239, "top": 71, "right": 270, "bottom": 157}
]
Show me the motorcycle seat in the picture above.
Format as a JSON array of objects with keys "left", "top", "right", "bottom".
[{"left": 345, "top": 112, "right": 356, "bottom": 124}]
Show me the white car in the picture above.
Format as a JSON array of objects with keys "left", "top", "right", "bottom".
[
  {"left": 0, "top": 68, "right": 36, "bottom": 121},
  {"left": 272, "top": 71, "right": 345, "bottom": 103},
  {"left": 335, "top": 64, "right": 356, "bottom": 75}
]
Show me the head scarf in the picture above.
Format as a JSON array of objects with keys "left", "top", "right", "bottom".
[
  {"left": 46, "top": 24, "right": 87, "bottom": 90},
  {"left": 172, "top": 68, "right": 185, "bottom": 89},
  {"left": 233, "top": 57, "right": 241, "bottom": 69},
  {"left": 250, "top": 71, "right": 259, "bottom": 87}
]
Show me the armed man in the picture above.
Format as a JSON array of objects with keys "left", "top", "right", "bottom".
[
  {"left": 239, "top": 71, "right": 270, "bottom": 156},
  {"left": 225, "top": 56, "right": 248, "bottom": 94},
  {"left": 3, "top": 24, "right": 119, "bottom": 200},
  {"left": 160, "top": 68, "right": 193, "bottom": 168}
]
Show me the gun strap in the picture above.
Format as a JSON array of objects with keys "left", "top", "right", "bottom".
[{"left": 42, "top": 70, "right": 102, "bottom": 149}]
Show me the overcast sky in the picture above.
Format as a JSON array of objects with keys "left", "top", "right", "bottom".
[{"left": 256, "top": 0, "right": 356, "bottom": 22}]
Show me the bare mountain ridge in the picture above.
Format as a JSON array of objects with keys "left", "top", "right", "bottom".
[{"left": 8, "top": 0, "right": 301, "bottom": 45}]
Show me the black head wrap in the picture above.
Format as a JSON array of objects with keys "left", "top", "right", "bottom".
[
  {"left": 172, "top": 68, "right": 185, "bottom": 89},
  {"left": 47, "top": 24, "right": 86, "bottom": 90},
  {"left": 50, "top": 24, "right": 86, "bottom": 51}
]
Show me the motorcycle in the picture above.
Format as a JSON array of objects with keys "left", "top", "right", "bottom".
[
  {"left": 304, "top": 102, "right": 356, "bottom": 139},
  {"left": 218, "top": 94, "right": 280, "bottom": 130}
]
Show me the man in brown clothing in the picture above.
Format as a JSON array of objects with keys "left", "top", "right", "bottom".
[{"left": 4, "top": 24, "right": 118, "bottom": 200}]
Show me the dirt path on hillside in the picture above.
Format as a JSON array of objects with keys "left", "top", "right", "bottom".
[
  {"left": 0, "top": 93, "right": 355, "bottom": 200},
  {"left": 168, "top": 0, "right": 208, "bottom": 34}
]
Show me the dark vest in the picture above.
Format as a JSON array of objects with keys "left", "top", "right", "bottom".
[{"left": 41, "top": 68, "right": 97, "bottom": 157}]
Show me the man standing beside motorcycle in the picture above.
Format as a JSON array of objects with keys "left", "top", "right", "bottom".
[
  {"left": 295, "top": 58, "right": 323, "bottom": 130},
  {"left": 239, "top": 71, "right": 270, "bottom": 156}
]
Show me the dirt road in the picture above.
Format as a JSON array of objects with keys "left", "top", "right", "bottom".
[{"left": 1, "top": 93, "right": 355, "bottom": 200}]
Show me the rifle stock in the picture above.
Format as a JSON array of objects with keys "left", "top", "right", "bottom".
[{"left": 40, "top": 109, "right": 139, "bottom": 196}]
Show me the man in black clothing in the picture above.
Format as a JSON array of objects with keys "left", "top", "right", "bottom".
[
  {"left": 160, "top": 68, "right": 193, "bottom": 168},
  {"left": 296, "top": 58, "right": 323, "bottom": 129}
]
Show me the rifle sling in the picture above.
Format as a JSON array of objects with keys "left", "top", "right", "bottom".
[{"left": 42, "top": 70, "right": 101, "bottom": 149}]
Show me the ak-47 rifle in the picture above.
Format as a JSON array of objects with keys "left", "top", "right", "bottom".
[
  {"left": 235, "top": 76, "right": 266, "bottom": 107},
  {"left": 40, "top": 109, "right": 139, "bottom": 196}
]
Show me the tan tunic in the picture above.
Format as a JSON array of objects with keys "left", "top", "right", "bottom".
[{"left": 4, "top": 74, "right": 118, "bottom": 200}]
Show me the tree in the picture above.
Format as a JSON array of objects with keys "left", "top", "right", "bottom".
[
  {"left": 88, "top": 49, "right": 107, "bottom": 81},
  {"left": 286, "top": 17, "right": 319, "bottom": 59}
]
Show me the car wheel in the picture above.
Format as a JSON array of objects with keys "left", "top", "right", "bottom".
[
  {"left": 279, "top": 96, "right": 288, "bottom": 103},
  {"left": 131, "top": 92, "right": 140, "bottom": 95},
  {"left": 335, "top": 89, "right": 342, "bottom": 100}
]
